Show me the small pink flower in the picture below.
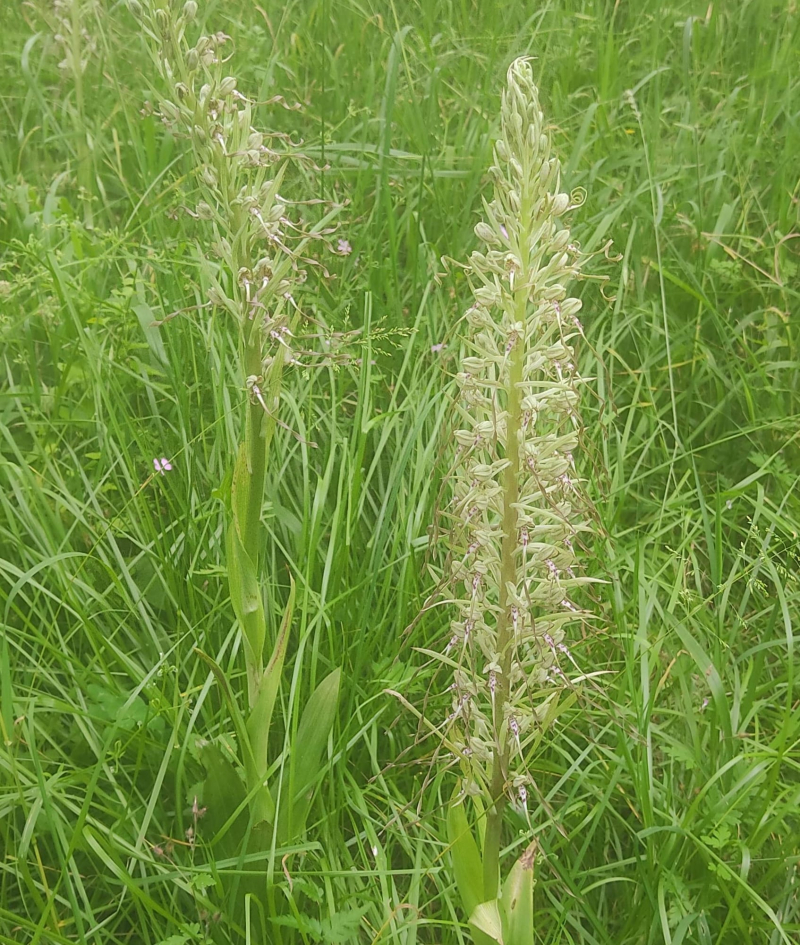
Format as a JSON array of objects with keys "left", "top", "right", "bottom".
[
  {"left": 153, "top": 457, "right": 173, "bottom": 475},
  {"left": 336, "top": 238, "right": 352, "bottom": 255},
  {"left": 431, "top": 342, "right": 446, "bottom": 353}
]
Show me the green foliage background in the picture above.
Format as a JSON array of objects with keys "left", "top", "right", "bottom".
[{"left": 1, "top": 0, "right": 798, "bottom": 942}]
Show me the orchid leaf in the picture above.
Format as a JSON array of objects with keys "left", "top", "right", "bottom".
[
  {"left": 227, "top": 444, "right": 266, "bottom": 666},
  {"left": 247, "top": 575, "right": 295, "bottom": 773},
  {"left": 193, "top": 647, "right": 259, "bottom": 792},
  {"left": 277, "top": 667, "right": 341, "bottom": 843},
  {"left": 447, "top": 784, "right": 485, "bottom": 918},
  {"left": 245, "top": 576, "right": 295, "bottom": 825},
  {"left": 447, "top": 784, "right": 497, "bottom": 945},
  {"left": 499, "top": 843, "right": 536, "bottom": 945},
  {"left": 469, "top": 900, "right": 504, "bottom": 944},
  {"left": 198, "top": 743, "right": 247, "bottom": 858}
]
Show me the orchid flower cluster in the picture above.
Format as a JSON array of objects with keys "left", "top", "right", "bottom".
[
  {"left": 136, "top": 0, "right": 323, "bottom": 694},
  {"left": 138, "top": 0, "right": 307, "bottom": 390},
  {"left": 446, "top": 59, "right": 593, "bottom": 814},
  {"left": 136, "top": 4, "right": 343, "bottom": 883}
]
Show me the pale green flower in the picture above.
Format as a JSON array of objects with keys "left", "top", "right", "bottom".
[{"left": 447, "top": 58, "right": 592, "bottom": 803}]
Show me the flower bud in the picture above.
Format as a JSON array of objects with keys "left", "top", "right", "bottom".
[
  {"left": 474, "top": 285, "right": 501, "bottom": 308},
  {"left": 218, "top": 76, "right": 237, "bottom": 97},
  {"left": 183, "top": 0, "right": 198, "bottom": 21},
  {"left": 551, "top": 228, "right": 570, "bottom": 253},
  {"left": 559, "top": 298, "right": 582, "bottom": 319},
  {"left": 551, "top": 193, "right": 569, "bottom": 216},
  {"left": 474, "top": 222, "right": 499, "bottom": 246},
  {"left": 186, "top": 48, "right": 199, "bottom": 71},
  {"left": 253, "top": 257, "right": 273, "bottom": 279},
  {"left": 462, "top": 357, "right": 487, "bottom": 375}
]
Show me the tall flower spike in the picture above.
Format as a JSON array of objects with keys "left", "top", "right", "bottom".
[
  {"left": 137, "top": 1, "right": 343, "bottom": 867},
  {"left": 448, "top": 58, "right": 593, "bottom": 817}
]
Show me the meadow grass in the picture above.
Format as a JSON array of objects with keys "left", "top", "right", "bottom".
[{"left": 1, "top": 1, "right": 798, "bottom": 943}]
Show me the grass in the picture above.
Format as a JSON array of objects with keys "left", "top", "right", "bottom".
[{"left": 1, "top": 0, "right": 799, "bottom": 942}]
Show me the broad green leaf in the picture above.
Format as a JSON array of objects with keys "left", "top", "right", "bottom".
[
  {"left": 246, "top": 576, "right": 296, "bottom": 825},
  {"left": 447, "top": 785, "right": 484, "bottom": 917},
  {"left": 226, "top": 447, "right": 266, "bottom": 667},
  {"left": 193, "top": 648, "right": 259, "bottom": 791},
  {"left": 199, "top": 743, "right": 247, "bottom": 857},
  {"left": 85, "top": 683, "right": 165, "bottom": 736},
  {"left": 470, "top": 900, "right": 504, "bottom": 944},
  {"left": 277, "top": 667, "right": 341, "bottom": 843},
  {"left": 500, "top": 843, "right": 536, "bottom": 945},
  {"left": 230, "top": 442, "right": 250, "bottom": 533}
]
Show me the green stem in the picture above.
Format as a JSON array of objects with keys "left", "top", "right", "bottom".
[
  {"left": 484, "top": 318, "right": 525, "bottom": 898},
  {"left": 483, "top": 187, "right": 531, "bottom": 897},
  {"left": 237, "top": 326, "right": 269, "bottom": 708},
  {"left": 243, "top": 337, "right": 267, "bottom": 553},
  {"left": 238, "top": 311, "right": 286, "bottom": 707}
]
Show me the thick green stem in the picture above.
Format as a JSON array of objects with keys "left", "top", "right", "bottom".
[
  {"left": 238, "top": 327, "right": 269, "bottom": 707},
  {"left": 242, "top": 337, "right": 267, "bottom": 552},
  {"left": 483, "top": 316, "right": 525, "bottom": 898},
  {"left": 483, "top": 182, "right": 532, "bottom": 897}
]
